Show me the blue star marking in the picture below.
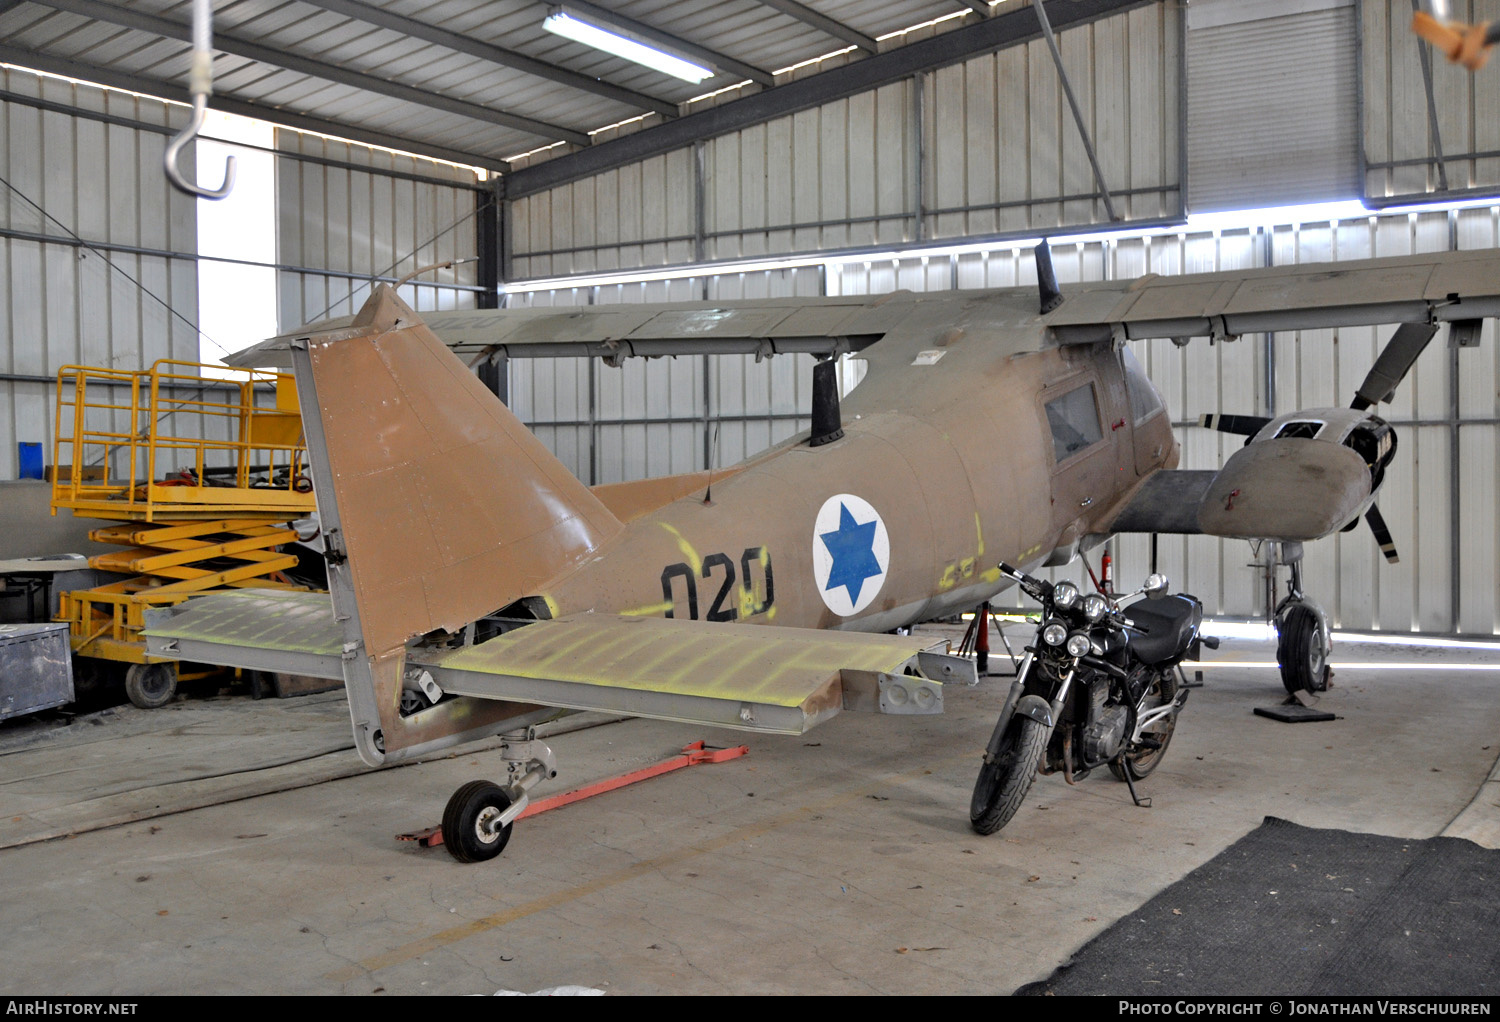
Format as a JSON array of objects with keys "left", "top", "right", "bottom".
[{"left": 820, "top": 502, "right": 883, "bottom": 605}]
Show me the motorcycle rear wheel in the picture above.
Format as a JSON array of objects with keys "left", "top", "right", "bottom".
[
  {"left": 970, "top": 715, "right": 1050, "bottom": 835},
  {"left": 1109, "top": 669, "right": 1178, "bottom": 782}
]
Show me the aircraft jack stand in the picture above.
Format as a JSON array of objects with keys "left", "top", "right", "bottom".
[{"left": 404, "top": 740, "right": 750, "bottom": 863}]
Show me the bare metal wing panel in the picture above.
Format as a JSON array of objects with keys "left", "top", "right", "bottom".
[
  {"left": 1045, "top": 249, "right": 1500, "bottom": 343},
  {"left": 426, "top": 613, "right": 945, "bottom": 735},
  {"left": 145, "top": 596, "right": 947, "bottom": 736}
]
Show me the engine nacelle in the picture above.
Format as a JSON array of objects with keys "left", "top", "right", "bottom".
[{"left": 1198, "top": 408, "right": 1395, "bottom": 541}]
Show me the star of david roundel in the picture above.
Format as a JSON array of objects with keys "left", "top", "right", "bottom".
[{"left": 812, "top": 493, "right": 890, "bottom": 617}]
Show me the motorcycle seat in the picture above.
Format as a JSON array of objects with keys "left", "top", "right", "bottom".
[{"left": 1125, "top": 594, "right": 1203, "bottom": 665}]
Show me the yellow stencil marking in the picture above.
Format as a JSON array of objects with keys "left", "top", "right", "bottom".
[
  {"left": 619, "top": 600, "right": 674, "bottom": 617},
  {"left": 937, "top": 563, "right": 958, "bottom": 590},
  {"left": 974, "top": 513, "right": 985, "bottom": 557},
  {"left": 959, "top": 556, "right": 975, "bottom": 579},
  {"left": 658, "top": 523, "right": 702, "bottom": 575}
]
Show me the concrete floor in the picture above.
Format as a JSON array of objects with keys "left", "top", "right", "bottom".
[{"left": 0, "top": 625, "right": 1496, "bottom": 996}]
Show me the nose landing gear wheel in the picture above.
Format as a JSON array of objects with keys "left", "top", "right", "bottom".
[
  {"left": 124, "top": 663, "right": 176, "bottom": 709},
  {"left": 1277, "top": 605, "right": 1330, "bottom": 696},
  {"left": 442, "top": 780, "right": 514, "bottom": 863}
]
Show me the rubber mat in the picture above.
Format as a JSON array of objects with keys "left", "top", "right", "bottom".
[{"left": 1017, "top": 816, "right": 1500, "bottom": 996}]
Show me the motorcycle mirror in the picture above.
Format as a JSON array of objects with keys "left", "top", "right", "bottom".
[{"left": 1143, "top": 573, "right": 1170, "bottom": 598}]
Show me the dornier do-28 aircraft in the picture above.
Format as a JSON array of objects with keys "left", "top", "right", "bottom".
[{"left": 143, "top": 243, "right": 1500, "bottom": 863}]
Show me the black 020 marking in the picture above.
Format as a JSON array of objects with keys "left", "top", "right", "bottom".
[
  {"left": 660, "top": 563, "right": 697, "bottom": 620},
  {"left": 702, "top": 553, "right": 737, "bottom": 622},
  {"left": 659, "top": 548, "right": 775, "bottom": 621},
  {"left": 740, "top": 546, "right": 774, "bottom": 615}
]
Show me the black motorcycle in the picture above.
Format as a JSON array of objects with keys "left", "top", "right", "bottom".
[{"left": 969, "top": 561, "right": 1220, "bottom": 835}]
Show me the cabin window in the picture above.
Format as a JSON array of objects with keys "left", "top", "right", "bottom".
[
  {"left": 1121, "top": 348, "right": 1166, "bottom": 425},
  {"left": 1046, "top": 383, "right": 1103, "bottom": 464}
]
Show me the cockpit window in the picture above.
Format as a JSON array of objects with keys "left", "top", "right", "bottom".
[
  {"left": 1120, "top": 348, "right": 1165, "bottom": 425},
  {"left": 1046, "top": 383, "right": 1103, "bottom": 464},
  {"left": 1275, "top": 421, "right": 1322, "bottom": 440}
]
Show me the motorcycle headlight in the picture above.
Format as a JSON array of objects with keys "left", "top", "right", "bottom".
[
  {"left": 1082, "top": 593, "right": 1110, "bottom": 622},
  {"left": 1041, "top": 621, "right": 1067, "bottom": 646},
  {"left": 1053, "top": 581, "right": 1080, "bottom": 610},
  {"left": 1065, "top": 632, "right": 1092, "bottom": 658}
]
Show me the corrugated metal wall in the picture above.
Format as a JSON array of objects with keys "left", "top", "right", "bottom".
[
  {"left": 506, "top": 266, "right": 831, "bottom": 484},
  {"left": 274, "top": 130, "right": 485, "bottom": 328},
  {"left": 510, "top": 2, "right": 1182, "bottom": 278},
  {"left": 0, "top": 70, "right": 199, "bottom": 481},
  {"left": 1363, "top": 0, "right": 1500, "bottom": 204}
]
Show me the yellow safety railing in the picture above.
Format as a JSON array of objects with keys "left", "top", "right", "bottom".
[{"left": 52, "top": 360, "right": 315, "bottom": 522}]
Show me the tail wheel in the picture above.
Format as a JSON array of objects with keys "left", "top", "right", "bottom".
[
  {"left": 1277, "top": 605, "right": 1329, "bottom": 695},
  {"left": 442, "top": 781, "right": 514, "bottom": 864},
  {"left": 124, "top": 663, "right": 176, "bottom": 709},
  {"left": 969, "top": 716, "right": 1050, "bottom": 836},
  {"left": 1109, "top": 670, "right": 1178, "bottom": 782}
]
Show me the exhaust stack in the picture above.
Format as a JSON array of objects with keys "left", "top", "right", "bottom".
[
  {"left": 809, "top": 358, "right": 844, "bottom": 448},
  {"left": 1035, "top": 240, "right": 1064, "bottom": 314}
]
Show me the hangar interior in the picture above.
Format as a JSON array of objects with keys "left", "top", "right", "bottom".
[{"left": 0, "top": 0, "right": 1498, "bottom": 998}]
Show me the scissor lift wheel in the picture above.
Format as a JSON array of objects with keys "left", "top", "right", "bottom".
[{"left": 124, "top": 663, "right": 176, "bottom": 709}]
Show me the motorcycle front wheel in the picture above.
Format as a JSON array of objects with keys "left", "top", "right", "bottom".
[
  {"left": 969, "top": 715, "right": 1050, "bottom": 835},
  {"left": 1109, "top": 668, "right": 1178, "bottom": 781}
]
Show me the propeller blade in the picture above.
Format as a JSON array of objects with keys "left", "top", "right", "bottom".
[
  {"left": 1351, "top": 322, "right": 1438, "bottom": 410},
  {"left": 1198, "top": 413, "right": 1271, "bottom": 436},
  {"left": 1365, "top": 504, "right": 1399, "bottom": 564}
]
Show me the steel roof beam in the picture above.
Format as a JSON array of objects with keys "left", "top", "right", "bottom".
[
  {"left": 954, "top": 1, "right": 994, "bottom": 15},
  {"left": 561, "top": 0, "right": 777, "bottom": 87},
  {"left": 750, "top": 0, "right": 878, "bottom": 52},
  {"left": 0, "top": 43, "right": 510, "bottom": 171},
  {"left": 294, "top": 0, "right": 679, "bottom": 118},
  {"left": 25, "top": 0, "right": 592, "bottom": 145},
  {"left": 504, "top": 0, "right": 1148, "bottom": 198}
]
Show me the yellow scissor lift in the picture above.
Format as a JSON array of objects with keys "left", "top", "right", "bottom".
[{"left": 51, "top": 360, "right": 318, "bottom": 708}]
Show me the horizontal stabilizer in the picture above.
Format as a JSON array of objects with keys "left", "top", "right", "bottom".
[
  {"left": 144, "top": 589, "right": 343, "bottom": 679},
  {"left": 145, "top": 594, "right": 945, "bottom": 737},
  {"left": 430, "top": 614, "right": 943, "bottom": 735}
]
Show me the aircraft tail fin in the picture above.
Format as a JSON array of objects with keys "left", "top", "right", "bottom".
[{"left": 295, "top": 284, "right": 623, "bottom": 660}]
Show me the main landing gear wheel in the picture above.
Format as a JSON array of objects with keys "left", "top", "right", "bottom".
[
  {"left": 442, "top": 780, "right": 514, "bottom": 863},
  {"left": 124, "top": 663, "right": 176, "bottom": 709},
  {"left": 969, "top": 715, "right": 1049, "bottom": 836},
  {"left": 1277, "top": 605, "right": 1329, "bottom": 696}
]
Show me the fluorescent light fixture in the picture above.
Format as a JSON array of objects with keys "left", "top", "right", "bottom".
[{"left": 543, "top": 9, "right": 713, "bottom": 83}]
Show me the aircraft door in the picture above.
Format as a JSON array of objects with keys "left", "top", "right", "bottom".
[
  {"left": 1120, "top": 347, "right": 1171, "bottom": 476},
  {"left": 1041, "top": 375, "right": 1113, "bottom": 556}
]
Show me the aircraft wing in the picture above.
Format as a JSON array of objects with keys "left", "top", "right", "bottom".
[
  {"left": 1043, "top": 248, "right": 1500, "bottom": 344},
  {"left": 223, "top": 291, "right": 927, "bottom": 368},
  {"left": 143, "top": 590, "right": 951, "bottom": 737}
]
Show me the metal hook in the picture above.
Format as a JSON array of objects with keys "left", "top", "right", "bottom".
[
  {"left": 163, "top": 0, "right": 234, "bottom": 200},
  {"left": 164, "top": 93, "right": 237, "bottom": 200}
]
